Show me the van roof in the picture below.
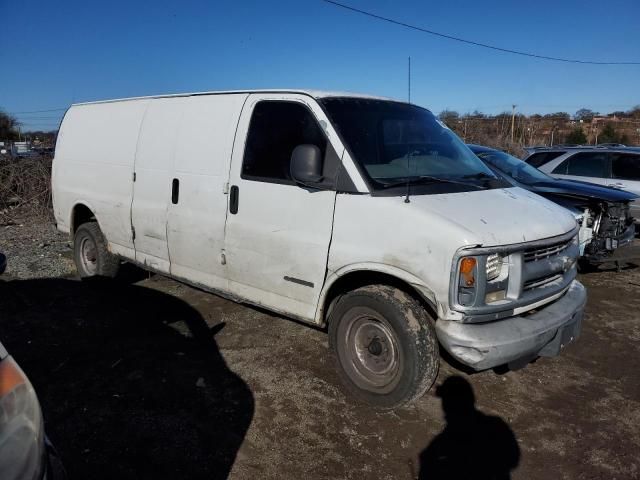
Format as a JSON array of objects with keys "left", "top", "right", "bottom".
[{"left": 72, "top": 89, "right": 398, "bottom": 107}]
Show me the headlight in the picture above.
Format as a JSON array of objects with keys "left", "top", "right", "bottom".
[
  {"left": 486, "top": 253, "right": 502, "bottom": 281},
  {"left": 456, "top": 253, "right": 509, "bottom": 307},
  {"left": 0, "top": 356, "right": 45, "bottom": 480}
]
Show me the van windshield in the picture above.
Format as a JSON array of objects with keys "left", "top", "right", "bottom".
[{"left": 320, "top": 98, "right": 499, "bottom": 190}]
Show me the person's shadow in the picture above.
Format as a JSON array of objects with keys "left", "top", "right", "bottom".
[
  {"left": 0, "top": 277, "right": 254, "bottom": 480},
  {"left": 419, "top": 376, "right": 520, "bottom": 480}
]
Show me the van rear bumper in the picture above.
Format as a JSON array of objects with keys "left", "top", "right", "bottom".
[{"left": 436, "top": 280, "right": 586, "bottom": 371}]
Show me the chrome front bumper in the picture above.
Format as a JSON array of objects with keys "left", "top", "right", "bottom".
[{"left": 436, "top": 280, "right": 586, "bottom": 370}]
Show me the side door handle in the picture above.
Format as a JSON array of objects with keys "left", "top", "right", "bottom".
[
  {"left": 229, "top": 185, "right": 239, "bottom": 214},
  {"left": 608, "top": 183, "right": 625, "bottom": 189},
  {"left": 172, "top": 178, "right": 180, "bottom": 204}
]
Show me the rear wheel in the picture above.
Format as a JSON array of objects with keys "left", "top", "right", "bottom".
[
  {"left": 73, "top": 223, "right": 120, "bottom": 278},
  {"left": 328, "top": 285, "right": 439, "bottom": 409}
]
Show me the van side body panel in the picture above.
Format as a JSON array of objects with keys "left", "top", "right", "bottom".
[
  {"left": 223, "top": 94, "right": 341, "bottom": 321},
  {"left": 167, "top": 93, "right": 249, "bottom": 292},
  {"left": 131, "top": 97, "right": 186, "bottom": 273},
  {"left": 53, "top": 100, "right": 150, "bottom": 257}
]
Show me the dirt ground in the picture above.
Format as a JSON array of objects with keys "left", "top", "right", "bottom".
[{"left": 1, "top": 218, "right": 639, "bottom": 480}]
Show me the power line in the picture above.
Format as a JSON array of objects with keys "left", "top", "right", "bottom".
[
  {"left": 447, "top": 116, "right": 640, "bottom": 124},
  {"left": 17, "top": 120, "right": 62, "bottom": 125},
  {"left": 321, "top": 0, "right": 640, "bottom": 65},
  {"left": 6, "top": 108, "right": 67, "bottom": 114},
  {"left": 14, "top": 114, "right": 64, "bottom": 118},
  {"left": 14, "top": 116, "right": 62, "bottom": 120},
  {"left": 16, "top": 118, "right": 62, "bottom": 123}
]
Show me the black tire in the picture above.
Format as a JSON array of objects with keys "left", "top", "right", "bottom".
[
  {"left": 577, "top": 257, "right": 596, "bottom": 273},
  {"left": 328, "top": 284, "right": 439, "bottom": 409},
  {"left": 73, "top": 222, "right": 120, "bottom": 278}
]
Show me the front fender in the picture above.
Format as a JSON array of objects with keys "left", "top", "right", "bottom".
[{"left": 315, "top": 262, "right": 441, "bottom": 325}]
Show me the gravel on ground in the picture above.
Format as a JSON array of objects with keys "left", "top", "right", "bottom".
[
  {"left": 0, "top": 211, "right": 74, "bottom": 279},
  {"left": 1, "top": 213, "right": 639, "bottom": 480}
]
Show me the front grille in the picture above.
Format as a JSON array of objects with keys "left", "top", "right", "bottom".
[
  {"left": 523, "top": 239, "right": 572, "bottom": 262},
  {"left": 523, "top": 273, "right": 563, "bottom": 291}
]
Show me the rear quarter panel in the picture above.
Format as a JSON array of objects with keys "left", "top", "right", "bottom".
[{"left": 53, "top": 100, "right": 150, "bottom": 251}]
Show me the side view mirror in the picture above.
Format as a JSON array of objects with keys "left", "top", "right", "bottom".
[{"left": 290, "top": 144, "right": 323, "bottom": 185}]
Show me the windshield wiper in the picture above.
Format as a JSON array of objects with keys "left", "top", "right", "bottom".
[
  {"left": 380, "top": 175, "right": 486, "bottom": 190},
  {"left": 461, "top": 172, "right": 494, "bottom": 180},
  {"left": 461, "top": 172, "right": 508, "bottom": 188}
]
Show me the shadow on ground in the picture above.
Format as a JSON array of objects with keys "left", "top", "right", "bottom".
[
  {"left": 419, "top": 376, "right": 520, "bottom": 480},
  {"left": 0, "top": 277, "right": 254, "bottom": 480}
]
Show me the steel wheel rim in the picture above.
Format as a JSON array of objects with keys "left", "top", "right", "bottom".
[
  {"left": 80, "top": 236, "right": 98, "bottom": 275},
  {"left": 342, "top": 313, "right": 401, "bottom": 392}
]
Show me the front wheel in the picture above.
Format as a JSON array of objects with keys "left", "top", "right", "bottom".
[
  {"left": 73, "top": 223, "right": 120, "bottom": 278},
  {"left": 328, "top": 285, "right": 439, "bottom": 409}
]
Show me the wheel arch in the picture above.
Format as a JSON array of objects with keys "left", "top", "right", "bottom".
[
  {"left": 70, "top": 202, "right": 99, "bottom": 236},
  {"left": 316, "top": 263, "right": 439, "bottom": 327}
]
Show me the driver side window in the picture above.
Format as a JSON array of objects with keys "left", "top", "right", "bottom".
[{"left": 242, "top": 101, "right": 327, "bottom": 184}]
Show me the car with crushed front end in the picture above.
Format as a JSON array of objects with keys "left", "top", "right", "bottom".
[
  {"left": 524, "top": 145, "right": 640, "bottom": 224},
  {"left": 469, "top": 144, "right": 637, "bottom": 267}
]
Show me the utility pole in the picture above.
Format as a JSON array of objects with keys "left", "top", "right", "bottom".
[{"left": 510, "top": 104, "right": 516, "bottom": 144}]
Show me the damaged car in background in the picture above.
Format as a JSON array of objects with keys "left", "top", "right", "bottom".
[{"left": 468, "top": 144, "right": 637, "bottom": 268}]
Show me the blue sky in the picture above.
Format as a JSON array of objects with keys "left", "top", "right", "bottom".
[{"left": 1, "top": 0, "right": 639, "bottom": 131}]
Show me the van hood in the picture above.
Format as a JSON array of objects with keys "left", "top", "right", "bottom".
[{"left": 405, "top": 187, "right": 577, "bottom": 247}]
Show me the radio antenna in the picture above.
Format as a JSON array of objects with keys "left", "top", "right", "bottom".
[
  {"left": 404, "top": 56, "right": 411, "bottom": 203},
  {"left": 408, "top": 56, "right": 411, "bottom": 104}
]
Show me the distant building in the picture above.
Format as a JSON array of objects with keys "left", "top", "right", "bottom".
[{"left": 13, "top": 141, "right": 31, "bottom": 154}]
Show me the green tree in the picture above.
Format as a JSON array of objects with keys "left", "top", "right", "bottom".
[
  {"left": 598, "top": 123, "right": 626, "bottom": 144},
  {"left": 565, "top": 127, "right": 587, "bottom": 145}
]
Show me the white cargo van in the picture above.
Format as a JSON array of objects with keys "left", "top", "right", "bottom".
[{"left": 52, "top": 90, "right": 586, "bottom": 408}]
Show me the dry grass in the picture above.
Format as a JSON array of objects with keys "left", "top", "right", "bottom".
[{"left": 0, "top": 156, "right": 53, "bottom": 224}]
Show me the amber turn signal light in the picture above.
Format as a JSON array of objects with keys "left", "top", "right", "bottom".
[
  {"left": 0, "top": 357, "right": 26, "bottom": 396},
  {"left": 460, "top": 257, "right": 477, "bottom": 286}
]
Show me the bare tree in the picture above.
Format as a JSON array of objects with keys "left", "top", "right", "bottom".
[{"left": 0, "top": 110, "right": 20, "bottom": 140}]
